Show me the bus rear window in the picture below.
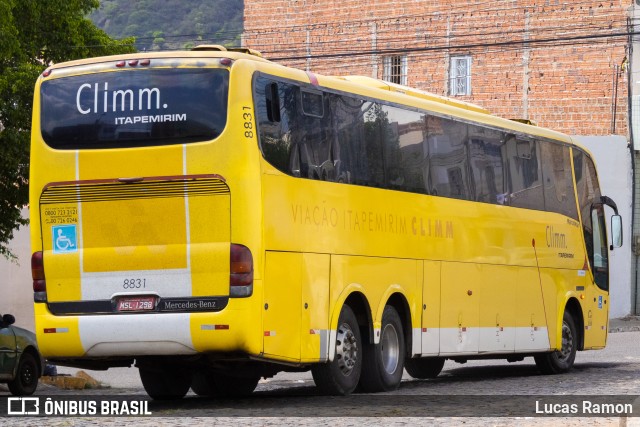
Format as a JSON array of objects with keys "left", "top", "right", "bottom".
[{"left": 40, "top": 68, "right": 229, "bottom": 149}]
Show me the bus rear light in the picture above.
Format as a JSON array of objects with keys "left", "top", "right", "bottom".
[
  {"left": 140, "top": 59, "right": 151, "bottom": 66},
  {"left": 33, "top": 280, "right": 46, "bottom": 293},
  {"left": 128, "top": 60, "right": 139, "bottom": 66},
  {"left": 31, "top": 251, "right": 47, "bottom": 302},
  {"left": 230, "top": 244, "right": 253, "bottom": 297},
  {"left": 31, "top": 251, "right": 45, "bottom": 280},
  {"left": 220, "top": 58, "right": 233, "bottom": 66},
  {"left": 42, "top": 69, "right": 52, "bottom": 77},
  {"left": 115, "top": 60, "right": 126, "bottom": 67}
]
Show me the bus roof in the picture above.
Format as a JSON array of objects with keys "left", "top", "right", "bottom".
[
  {"left": 42, "top": 46, "right": 579, "bottom": 150},
  {"left": 335, "top": 75, "right": 491, "bottom": 115},
  {"left": 44, "top": 46, "right": 270, "bottom": 71}
]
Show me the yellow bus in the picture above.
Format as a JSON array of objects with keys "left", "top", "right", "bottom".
[{"left": 30, "top": 45, "right": 622, "bottom": 399}]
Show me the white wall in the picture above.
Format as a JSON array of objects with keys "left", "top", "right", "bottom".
[
  {"left": 0, "top": 208, "right": 34, "bottom": 330},
  {"left": 575, "top": 135, "right": 633, "bottom": 318}
]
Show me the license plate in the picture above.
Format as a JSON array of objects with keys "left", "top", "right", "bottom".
[{"left": 116, "top": 296, "right": 156, "bottom": 312}]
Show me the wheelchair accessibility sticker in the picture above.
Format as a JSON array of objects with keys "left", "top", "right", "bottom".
[{"left": 52, "top": 225, "right": 77, "bottom": 254}]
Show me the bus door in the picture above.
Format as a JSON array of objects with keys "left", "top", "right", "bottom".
[
  {"left": 583, "top": 200, "right": 619, "bottom": 348},
  {"left": 583, "top": 203, "right": 609, "bottom": 347}
]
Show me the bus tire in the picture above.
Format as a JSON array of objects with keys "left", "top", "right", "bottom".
[
  {"left": 311, "top": 305, "right": 362, "bottom": 395},
  {"left": 191, "top": 371, "right": 260, "bottom": 397},
  {"left": 534, "top": 311, "right": 578, "bottom": 375},
  {"left": 139, "top": 364, "right": 191, "bottom": 400},
  {"left": 8, "top": 352, "right": 39, "bottom": 396},
  {"left": 359, "top": 305, "right": 405, "bottom": 392},
  {"left": 404, "top": 357, "right": 445, "bottom": 379}
]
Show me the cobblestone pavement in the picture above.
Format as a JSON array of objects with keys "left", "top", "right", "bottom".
[{"left": 2, "top": 329, "right": 639, "bottom": 426}]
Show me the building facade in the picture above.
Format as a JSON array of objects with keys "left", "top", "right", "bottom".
[{"left": 244, "top": 0, "right": 630, "bottom": 136}]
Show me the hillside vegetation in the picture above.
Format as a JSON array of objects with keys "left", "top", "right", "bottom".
[{"left": 90, "top": 0, "right": 243, "bottom": 52}]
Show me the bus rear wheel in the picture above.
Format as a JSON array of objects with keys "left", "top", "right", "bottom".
[
  {"left": 404, "top": 356, "right": 445, "bottom": 379},
  {"left": 534, "top": 311, "right": 578, "bottom": 374},
  {"left": 191, "top": 371, "right": 260, "bottom": 397},
  {"left": 139, "top": 364, "right": 192, "bottom": 400},
  {"left": 359, "top": 305, "right": 405, "bottom": 392},
  {"left": 311, "top": 304, "right": 362, "bottom": 395}
]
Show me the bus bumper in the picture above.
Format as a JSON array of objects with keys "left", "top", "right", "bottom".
[{"left": 34, "top": 297, "right": 261, "bottom": 360}]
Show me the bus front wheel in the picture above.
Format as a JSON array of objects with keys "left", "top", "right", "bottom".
[
  {"left": 359, "top": 305, "right": 405, "bottom": 392},
  {"left": 311, "top": 305, "right": 362, "bottom": 395},
  {"left": 534, "top": 311, "right": 578, "bottom": 374}
]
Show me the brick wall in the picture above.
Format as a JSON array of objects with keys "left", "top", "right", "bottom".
[{"left": 243, "top": 0, "right": 631, "bottom": 137}]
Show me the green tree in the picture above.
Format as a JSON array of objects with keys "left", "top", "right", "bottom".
[{"left": 0, "top": 0, "right": 135, "bottom": 259}]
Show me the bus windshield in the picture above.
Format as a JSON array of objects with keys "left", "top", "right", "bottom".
[{"left": 40, "top": 68, "right": 229, "bottom": 149}]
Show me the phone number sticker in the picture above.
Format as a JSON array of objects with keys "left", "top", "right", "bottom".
[{"left": 44, "top": 206, "right": 78, "bottom": 225}]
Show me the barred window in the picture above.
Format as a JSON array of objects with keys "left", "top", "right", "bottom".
[
  {"left": 449, "top": 56, "right": 471, "bottom": 96},
  {"left": 382, "top": 55, "right": 407, "bottom": 85}
]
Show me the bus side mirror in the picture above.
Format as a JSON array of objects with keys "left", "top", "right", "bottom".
[{"left": 611, "top": 214, "right": 622, "bottom": 249}]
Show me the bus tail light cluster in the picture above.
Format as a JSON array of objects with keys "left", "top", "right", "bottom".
[
  {"left": 230, "top": 244, "right": 253, "bottom": 298},
  {"left": 32, "top": 251, "right": 47, "bottom": 302}
]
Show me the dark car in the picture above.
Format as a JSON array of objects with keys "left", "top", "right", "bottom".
[{"left": 0, "top": 314, "right": 44, "bottom": 395}]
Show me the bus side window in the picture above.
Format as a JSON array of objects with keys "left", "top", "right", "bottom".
[
  {"left": 574, "top": 150, "right": 607, "bottom": 290},
  {"left": 254, "top": 77, "right": 313, "bottom": 179},
  {"left": 540, "top": 141, "right": 578, "bottom": 219},
  {"left": 379, "top": 104, "right": 427, "bottom": 194},
  {"left": 425, "top": 116, "right": 471, "bottom": 200},
  {"left": 467, "top": 125, "right": 505, "bottom": 205},
  {"left": 331, "top": 95, "right": 368, "bottom": 185},
  {"left": 255, "top": 77, "right": 291, "bottom": 175},
  {"left": 363, "top": 104, "right": 386, "bottom": 188},
  {"left": 591, "top": 205, "right": 609, "bottom": 291},
  {"left": 348, "top": 101, "right": 375, "bottom": 186},
  {"left": 505, "top": 137, "right": 544, "bottom": 210},
  {"left": 325, "top": 94, "right": 344, "bottom": 183},
  {"left": 299, "top": 89, "right": 334, "bottom": 181}
]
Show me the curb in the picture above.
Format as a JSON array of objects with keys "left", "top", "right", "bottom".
[
  {"left": 608, "top": 316, "right": 640, "bottom": 333},
  {"left": 609, "top": 325, "right": 640, "bottom": 333}
]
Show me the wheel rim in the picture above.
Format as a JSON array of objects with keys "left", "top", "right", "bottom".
[
  {"left": 381, "top": 323, "right": 400, "bottom": 374},
  {"left": 557, "top": 321, "right": 574, "bottom": 362},
  {"left": 21, "top": 362, "right": 35, "bottom": 386},
  {"left": 336, "top": 322, "right": 358, "bottom": 376}
]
